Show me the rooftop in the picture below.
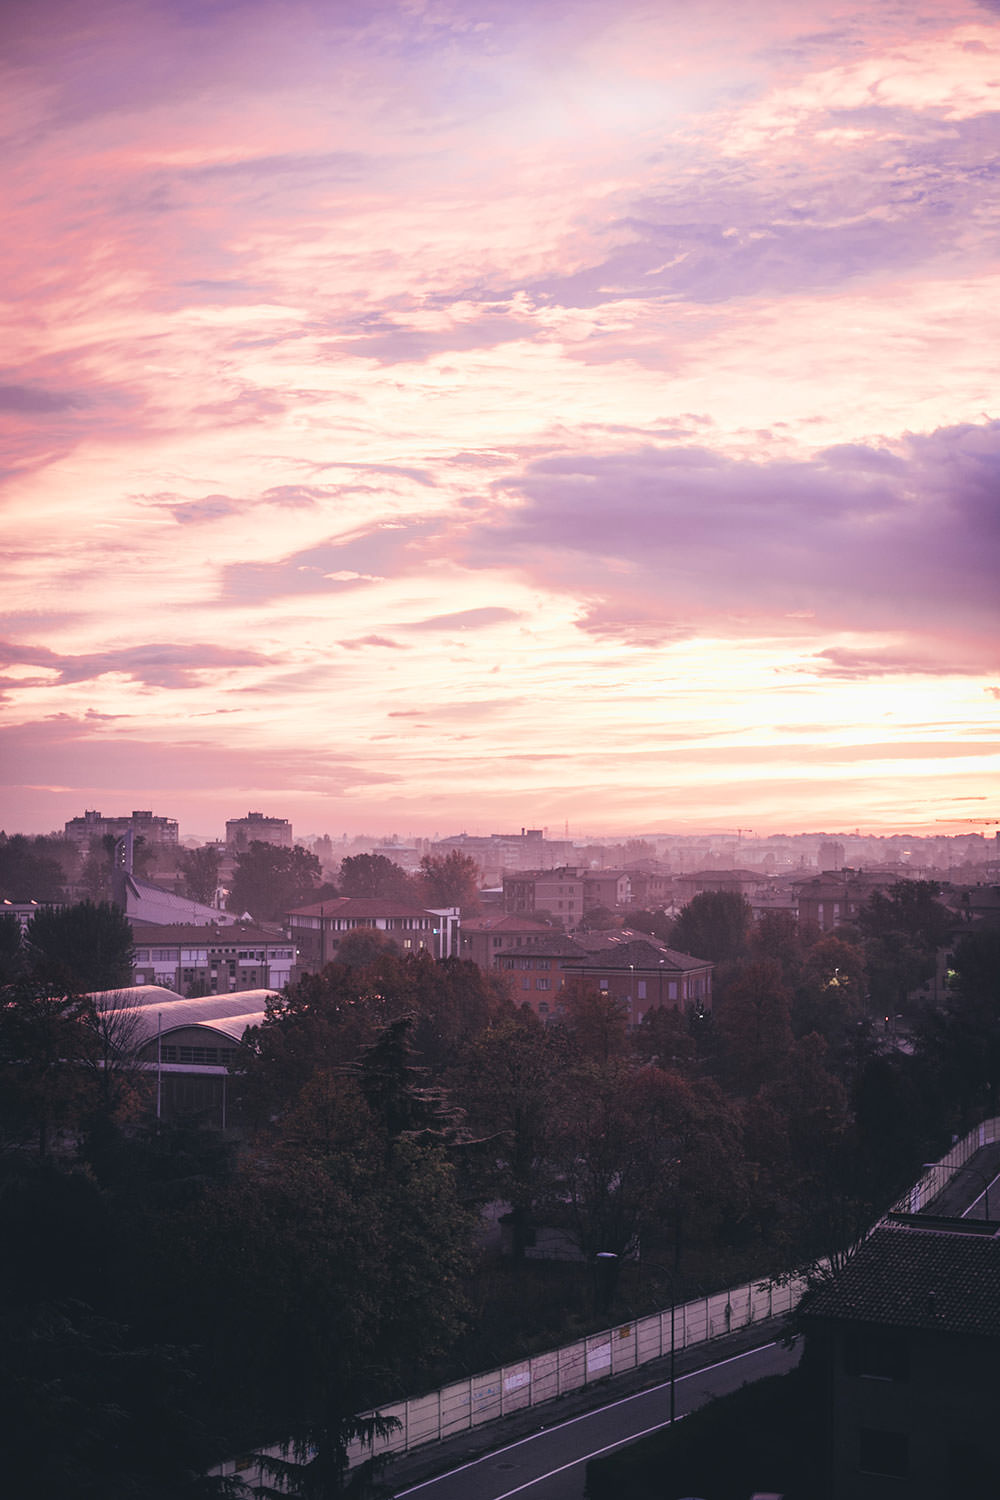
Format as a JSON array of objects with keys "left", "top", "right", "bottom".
[{"left": 802, "top": 1221, "right": 1000, "bottom": 1337}]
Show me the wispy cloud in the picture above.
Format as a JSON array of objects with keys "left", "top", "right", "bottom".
[{"left": 1, "top": 0, "right": 998, "bottom": 835}]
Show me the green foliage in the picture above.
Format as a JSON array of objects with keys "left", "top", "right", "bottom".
[
  {"left": 178, "top": 845, "right": 222, "bottom": 905},
  {"left": 0, "top": 910, "right": 23, "bottom": 982},
  {"left": 418, "top": 850, "right": 481, "bottom": 911},
  {"left": 0, "top": 981, "right": 95, "bottom": 1154},
  {"left": 228, "top": 841, "right": 323, "bottom": 922},
  {"left": 852, "top": 879, "right": 951, "bottom": 1015},
  {"left": 627, "top": 908, "right": 673, "bottom": 942},
  {"left": 25, "top": 899, "right": 134, "bottom": 992},
  {"left": 671, "top": 889, "right": 751, "bottom": 963},
  {"left": 337, "top": 852, "right": 413, "bottom": 900},
  {"left": 0, "top": 832, "right": 71, "bottom": 902},
  {"left": 451, "top": 1008, "right": 568, "bottom": 1257}
]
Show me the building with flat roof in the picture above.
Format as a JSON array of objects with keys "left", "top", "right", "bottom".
[
  {"left": 288, "top": 897, "right": 460, "bottom": 966},
  {"left": 130, "top": 922, "right": 296, "bottom": 996},
  {"left": 64, "top": 808, "right": 179, "bottom": 849},
  {"left": 225, "top": 812, "right": 293, "bottom": 851}
]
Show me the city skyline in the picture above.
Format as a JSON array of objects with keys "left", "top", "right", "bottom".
[{"left": 3, "top": 0, "right": 999, "bottom": 838}]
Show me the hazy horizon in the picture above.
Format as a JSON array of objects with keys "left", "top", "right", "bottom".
[{"left": 3, "top": 0, "right": 999, "bottom": 836}]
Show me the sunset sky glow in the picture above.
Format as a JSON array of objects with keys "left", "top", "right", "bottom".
[{"left": 3, "top": 0, "right": 999, "bottom": 840}]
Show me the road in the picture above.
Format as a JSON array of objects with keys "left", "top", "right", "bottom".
[{"left": 392, "top": 1337, "right": 800, "bottom": 1500}]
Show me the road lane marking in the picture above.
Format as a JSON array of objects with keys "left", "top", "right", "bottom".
[{"left": 393, "top": 1339, "right": 786, "bottom": 1496}]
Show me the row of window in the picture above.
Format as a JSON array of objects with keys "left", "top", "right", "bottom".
[
  {"left": 135, "top": 947, "right": 294, "bottom": 962},
  {"left": 159, "top": 1045, "right": 236, "bottom": 1065}
]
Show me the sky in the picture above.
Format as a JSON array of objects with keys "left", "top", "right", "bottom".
[{"left": 2, "top": 0, "right": 999, "bottom": 842}]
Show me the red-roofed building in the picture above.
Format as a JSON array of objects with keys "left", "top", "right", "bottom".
[
  {"left": 459, "top": 913, "right": 558, "bottom": 969},
  {"left": 287, "top": 897, "right": 460, "bottom": 966}
]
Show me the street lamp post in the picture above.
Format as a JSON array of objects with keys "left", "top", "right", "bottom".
[{"left": 638, "top": 1258, "right": 677, "bottom": 1423}]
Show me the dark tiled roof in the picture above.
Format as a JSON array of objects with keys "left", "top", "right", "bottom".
[
  {"left": 288, "top": 898, "right": 436, "bottom": 919},
  {"left": 564, "top": 937, "right": 712, "bottom": 972},
  {"left": 497, "top": 936, "right": 588, "bottom": 959},
  {"left": 802, "top": 1224, "right": 1000, "bottom": 1336},
  {"left": 461, "top": 914, "right": 554, "bottom": 933},
  {"left": 130, "top": 921, "right": 278, "bottom": 944}
]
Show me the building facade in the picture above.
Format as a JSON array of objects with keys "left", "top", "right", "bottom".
[
  {"left": 64, "top": 808, "right": 179, "bottom": 849},
  {"left": 287, "top": 897, "right": 460, "bottom": 967},
  {"left": 496, "top": 935, "right": 713, "bottom": 1025},
  {"left": 503, "top": 867, "right": 586, "bottom": 927},
  {"left": 130, "top": 922, "right": 296, "bottom": 996},
  {"left": 225, "top": 812, "right": 293, "bottom": 851},
  {"left": 800, "top": 1214, "right": 1000, "bottom": 1498},
  {"left": 459, "top": 913, "right": 558, "bottom": 969}
]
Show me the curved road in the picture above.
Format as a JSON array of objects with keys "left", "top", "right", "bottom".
[{"left": 392, "top": 1337, "right": 800, "bottom": 1500}]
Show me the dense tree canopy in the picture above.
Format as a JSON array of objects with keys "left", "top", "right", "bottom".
[
  {"left": 670, "top": 889, "right": 752, "bottom": 963},
  {"left": 337, "top": 852, "right": 413, "bottom": 900},
  {"left": 418, "top": 851, "right": 481, "bottom": 912},
  {"left": 177, "top": 845, "right": 222, "bottom": 905},
  {"left": 0, "top": 833, "right": 70, "bottom": 902},
  {"left": 25, "top": 900, "right": 134, "bottom": 993},
  {"left": 227, "top": 841, "right": 325, "bottom": 922}
]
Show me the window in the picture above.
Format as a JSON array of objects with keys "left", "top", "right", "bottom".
[
  {"left": 859, "top": 1429, "right": 907, "bottom": 1479},
  {"left": 536, "top": 977, "right": 550, "bottom": 990},
  {"left": 668, "top": 981, "right": 678, "bottom": 1000},
  {"left": 637, "top": 980, "right": 647, "bottom": 999}
]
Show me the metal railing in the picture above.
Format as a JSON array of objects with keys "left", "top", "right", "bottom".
[{"left": 213, "top": 1114, "right": 1000, "bottom": 1485}]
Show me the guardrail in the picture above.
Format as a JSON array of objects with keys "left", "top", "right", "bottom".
[{"left": 213, "top": 1114, "right": 1000, "bottom": 1486}]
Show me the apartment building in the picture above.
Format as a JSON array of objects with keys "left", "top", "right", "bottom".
[
  {"left": 503, "top": 867, "right": 586, "bottom": 926},
  {"left": 130, "top": 922, "right": 295, "bottom": 996},
  {"left": 287, "top": 897, "right": 460, "bottom": 967},
  {"left": 225, "top": 812, "right": 293, "bottom": 851},
  {"left": 64, "top": 808, "right": 179, "bottom": 849}
]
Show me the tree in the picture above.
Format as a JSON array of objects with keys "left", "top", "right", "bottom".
[
  {"left": 0, "top": 981, "right": 93, "bottom": 1155},
  {"left": 337, "top": 853, "right": 413, "bottom": 901},
  {"left": 25, "top": 900, "right": 134, "bottom": 993},
  {"left": 451, "top": 1009, "right": 567, "bottom": 1259},
  {"left": 716, "top": 959, "right": 794, "bottom": 1095},
  {"left": 0, "top": 912, "right": 23, "bottom": 983},
  {"left": 227, "top": 842, "right": 323, "bottom": 923},
  {"left": 852, "top": 879, "right": 952, "bottom": 1016},
  {"left": 418, "top": 851, "right": 481, "bottom": 912},
  {"left": 0, "top": 833, "right": 69, "bottom": 902},
  {"left": 177, "top": 845, "right": 221, "bottom": 905},
  {"left": 670, "top": 890, "right": 751, "bottom": 963},
  {"left": 792, "top": 934, "right": 866, "bottom": 1053},
  {"left": 562, "top": 979, "right": 629, "bottom": 1063}
]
